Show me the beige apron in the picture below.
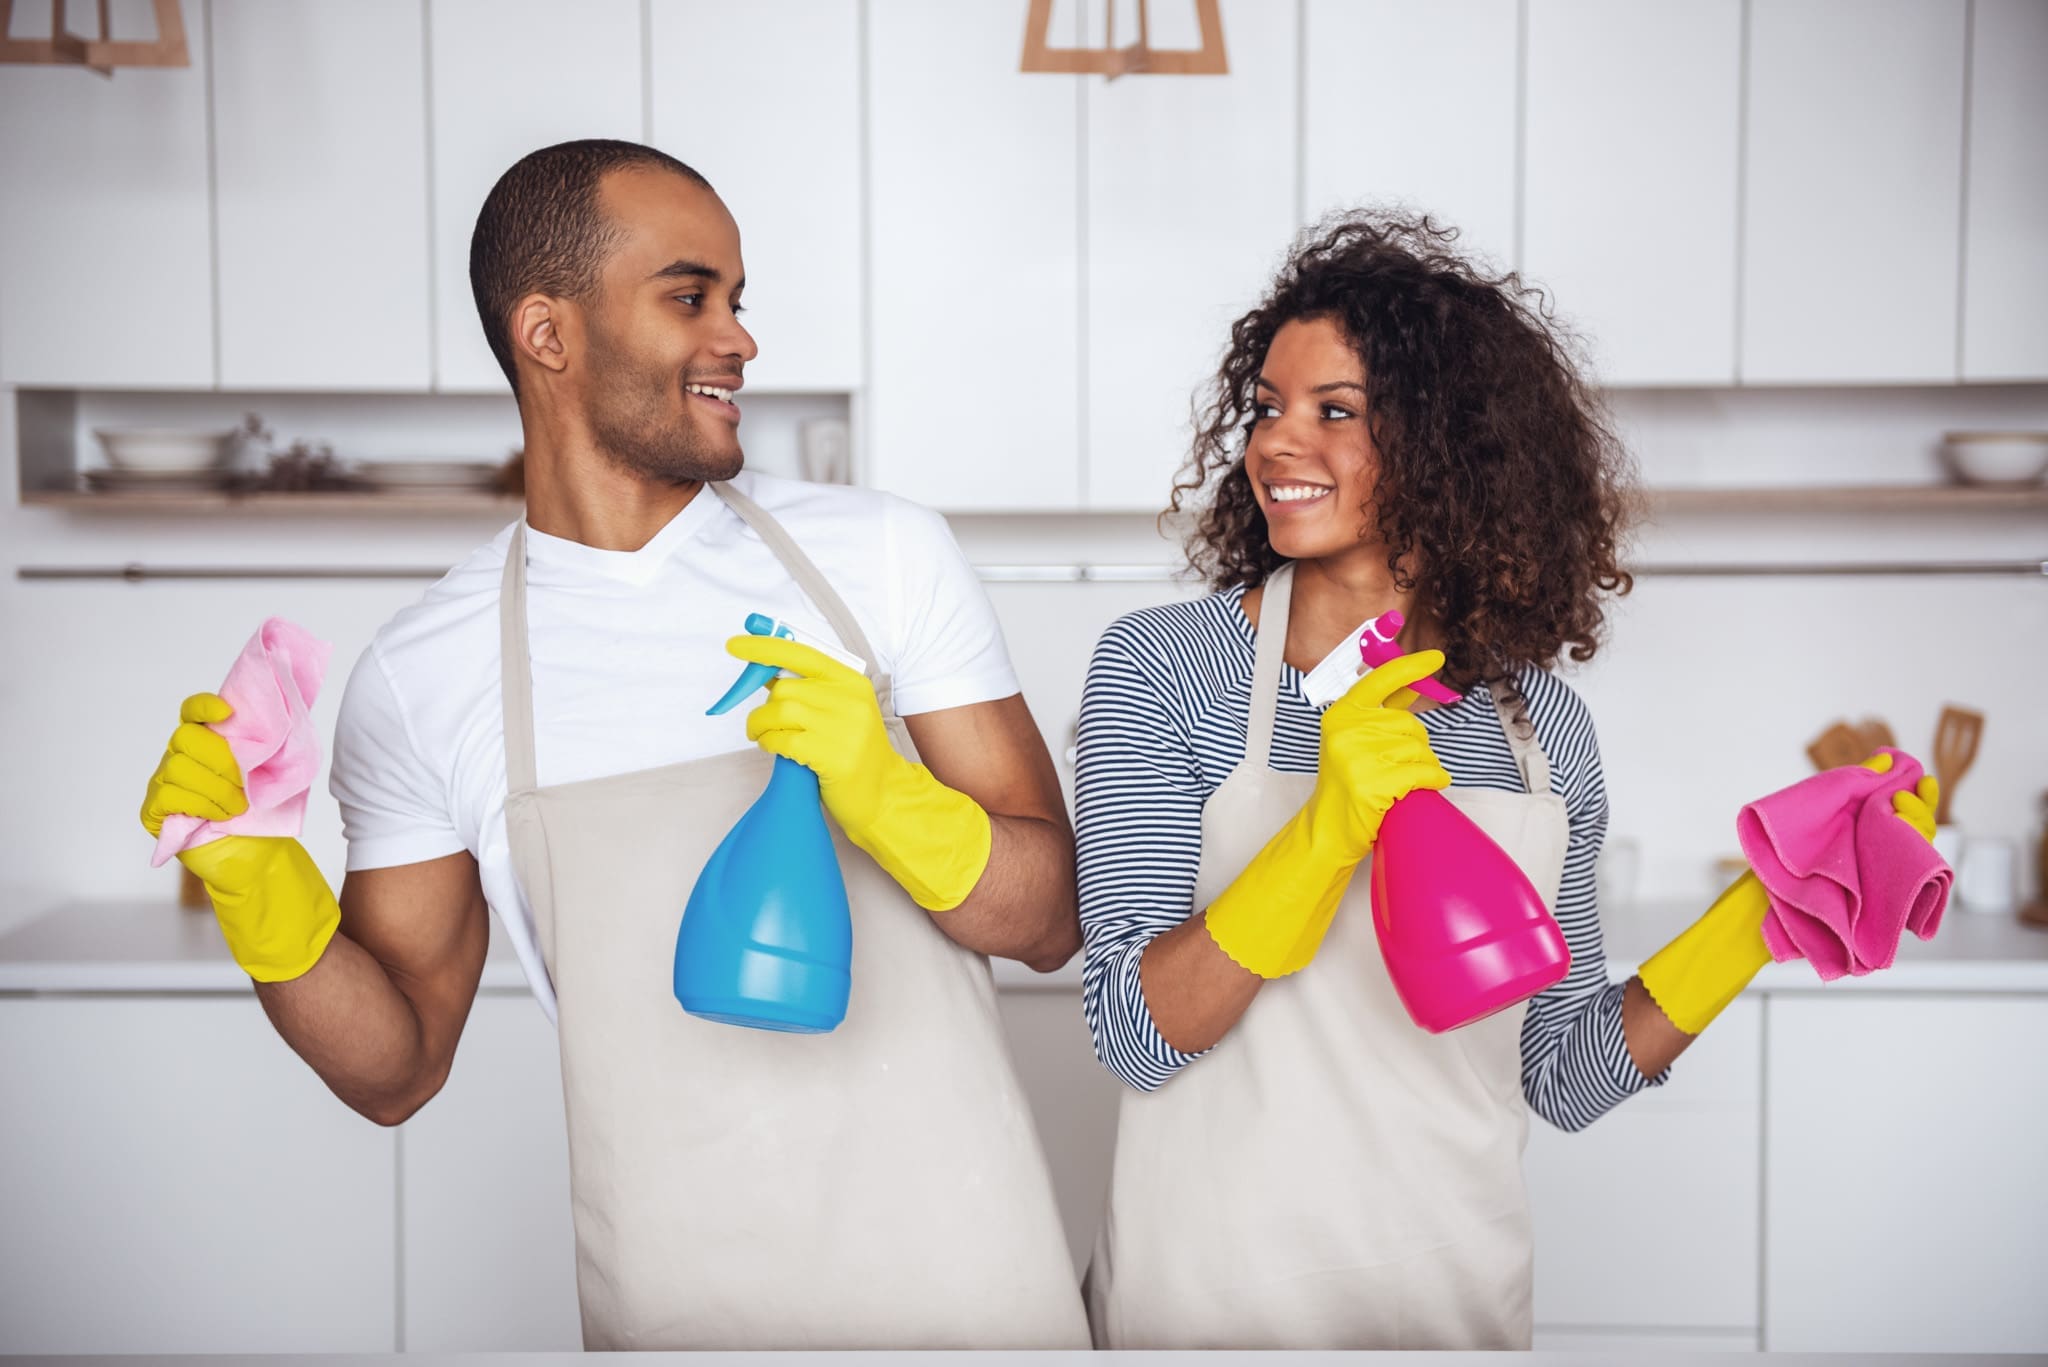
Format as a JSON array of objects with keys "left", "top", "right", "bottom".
[
  {"left": 1084, "top": 562, "right": 1569, "bottom": 1350},
  {"left": 499, "top": 481, "right": 1088, "bottom": 1350}
]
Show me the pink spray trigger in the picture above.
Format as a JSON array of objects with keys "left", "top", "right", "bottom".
[{"left": 1356, "top": 611, "right": 1463, "bottom": 705}]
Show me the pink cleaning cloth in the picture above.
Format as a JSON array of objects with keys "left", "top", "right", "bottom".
[
  {"left": 1735, "top": 747, "right": 1951, "bottom": 981},
  {"left": 150, "top": 617, "right": 333, "bottom": 867}
]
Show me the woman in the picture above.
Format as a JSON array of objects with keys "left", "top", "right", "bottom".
[{"left": 1073, "top": 211, "right": 1936, "bottom": 1349}]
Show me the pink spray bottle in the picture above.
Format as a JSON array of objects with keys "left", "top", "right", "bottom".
[{"left": 1301, "top": 612, "right": 1571, "bottom": 1032}]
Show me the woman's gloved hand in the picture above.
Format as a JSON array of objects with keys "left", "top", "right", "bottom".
[
  {"left": 728, "top": 634, "right": 991, "bottom": 912},
  {"left": 1638, "top": 753, "right": 1940, "bottom": 1035},
  {"left": 140, "top": 693, "right": 340, "bottom": 983},
  {"left": 1205, "top": 649, "right": 1452, "bottom": 979}
]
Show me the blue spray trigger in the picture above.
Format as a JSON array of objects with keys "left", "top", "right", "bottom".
[{"left": 706, "top": 615, "right": 797, "bottom": 717}]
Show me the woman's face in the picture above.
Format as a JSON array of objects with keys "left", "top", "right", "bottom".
[{"left": 1243, "top": 315, "right": 1379, "bottom": 562}]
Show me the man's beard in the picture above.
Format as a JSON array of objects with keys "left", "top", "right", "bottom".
[{"left": 585, "top": 324, "right": 743, "bottom": 487}]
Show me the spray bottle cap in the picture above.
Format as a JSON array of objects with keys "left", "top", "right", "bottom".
[{"left": 706, "top": 614, "right": 868, "bottom": 716}]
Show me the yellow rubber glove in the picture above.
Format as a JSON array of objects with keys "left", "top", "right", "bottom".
[
  {"left": 139, "top": 693, "right": 341, "bottom": 983},
  {"left": 1204, "top": 650, "right": 1453, "bottom": 978},
  {"left": 1638, "top": 754, "right": 1940, "bottom": 1035},
  {"left": 728, "top": 635, "right": 991, "bottom": 912}
]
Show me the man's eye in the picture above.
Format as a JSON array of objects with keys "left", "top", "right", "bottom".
[
  {"left": 732, "top": 302, "right": 746, "bottom": 316},
  {"left": 675, "top": 293, "right": 702, "bottom": 307}
]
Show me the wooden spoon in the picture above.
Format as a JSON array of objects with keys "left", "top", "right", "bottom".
[
  {"left": 1931, "top": 705, "right": 1984, "bottom": 824},
  {"left": 1856, "top": 717, "right": 1896, "bottom": 754}
]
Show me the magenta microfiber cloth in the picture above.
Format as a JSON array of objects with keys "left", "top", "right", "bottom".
[
  {"left": 150, "top": 617, "right": 333, "bottom": 867},
  {"left": 1735, "top": 747, "right": 1952, "bottom": 980}
]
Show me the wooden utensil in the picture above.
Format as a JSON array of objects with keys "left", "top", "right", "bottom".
[
  {"left": 1807, "top": 721, "right": 1872, "bottom": 770},
  {"left": 1931, "top": 705, "right": 1985, "bottom": 824},
  {"left": 1855, "top": 717, "right": 1896, "bottom": 754}
]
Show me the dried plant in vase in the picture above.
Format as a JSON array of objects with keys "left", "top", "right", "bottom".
[{"left": 228, "top": 412, "right": 361, "bottom": 493}]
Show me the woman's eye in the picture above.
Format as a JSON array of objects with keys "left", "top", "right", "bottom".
[
  {"left": 1252, "top": 402, "right": 1279, "bottom": 420},
  {"left": 1321, "top": 403, "right": 1354, "bottom": 420}
]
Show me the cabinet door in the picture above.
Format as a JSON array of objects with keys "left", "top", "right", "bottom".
[
  {"left": 0, "top": 0, "right": 212, "bottom": 387},
  {"left": 1764, "top": 994, "right": 2048, "bottom": 1352},
  {"left": 1302, "top": 0, "right": 1518, "bottom": 273},
  {"left": 1086, "top": 0, "right": 1299, "bottom": 512},
  {"left": 650, "top": 0, "right": 861, "bottom": 394},
  {"left": 1525, "top": 995, "right": 1761, "bottom": 1334},
  {"left": 1961, "top": 0, "right": 2048, "bottom": 381},
  {"left": 400, "top": 994, "right": 579, "bottom": 1350},
  {"left": 430, "top": 0, "right": 643, "bottom": 393},
  {"left": 867, "top": 0, "right": 1082, "bottom": 510},
  {"left": 0, "top": 997, "right": 396, "bottom": 1353},
  {"left": 1741, "top": 0, "right": 1966, "bottom": 383},
  {"left": 1524, "top": 0, "right": 1741, "bottom": 385},
  {"left": 212, "top": 0, "right": 432, "bottom": 390}
]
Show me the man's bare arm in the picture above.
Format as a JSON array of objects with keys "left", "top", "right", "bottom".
[
  {"left": 253, "top": 851, "right": 490, "bottom": 1126},
  {"left": 903, "top": 694, "right": 1080, "bottom": 973}
]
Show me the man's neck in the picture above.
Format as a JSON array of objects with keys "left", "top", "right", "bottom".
[{"left": 519, "top": 407, "right": 704, "bottom": 552}]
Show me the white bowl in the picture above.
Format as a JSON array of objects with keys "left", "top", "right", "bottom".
[
  {"left": 93, "top": 427, "right": 239, "bottom": 474},
  {"left": 1939, "top": 431, "right": 2048, "bottom": 487}
]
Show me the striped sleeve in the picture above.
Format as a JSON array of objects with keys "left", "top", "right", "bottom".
[
  {"left": 1074, "top": 616, "right": 1212, "bottom": 1091},
  {"left": 1515, "top": 671, "right": 1668, "bottom": 1132}
]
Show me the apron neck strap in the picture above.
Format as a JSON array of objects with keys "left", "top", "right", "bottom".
[
  {"left": 1245, "top": 562, "right": 1294, "bottom": 771},
  {"left": 501, "top": 520, "right": 540, "bottom": 793},
  {"left": 1485, "top": 673, "right": 1553, "bottom": 796},
  {"left": 709, "top": 480, "right": 884, "bottom": 676}
]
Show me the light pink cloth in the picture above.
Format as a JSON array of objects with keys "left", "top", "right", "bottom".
[
  {"left": 1736, "top": 747, "right": 1951, "bottom": 980},
  {"left": 150, "top": 617, "right": 332, "bottom": 867}
]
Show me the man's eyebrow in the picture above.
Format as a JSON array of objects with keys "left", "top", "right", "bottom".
[{"left": 648, "top": 259, "right": 721, "bottom": 282}]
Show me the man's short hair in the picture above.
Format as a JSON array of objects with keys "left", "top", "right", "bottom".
[{"left": 469, "top": 139, "right": 711, "bottom": 393}]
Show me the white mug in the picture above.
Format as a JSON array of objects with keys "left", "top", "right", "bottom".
[{"left": 1957, "top": 837, "right": 2019, "bottom": 916}]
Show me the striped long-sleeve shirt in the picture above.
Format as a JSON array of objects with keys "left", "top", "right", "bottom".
[{"left": 1075, "top": 587, "right": 1666, "bottom": 1133}]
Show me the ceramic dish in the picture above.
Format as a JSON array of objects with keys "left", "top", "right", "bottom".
[
  {"left": 1939, "top": 431, "right": 2048, "bottom": 487},
  {"left": 92, "top": 428, "right": 239, "bottom": 474}
]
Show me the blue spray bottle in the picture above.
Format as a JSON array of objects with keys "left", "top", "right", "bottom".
[{"left": 673, "top": 613, "right": 866, "bottom": 1033}]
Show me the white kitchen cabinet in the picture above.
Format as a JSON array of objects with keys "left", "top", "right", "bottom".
[
  {"left": 1741, "top": 0, "right": 1967, "bottom": 384},
  {"left": 1302, "top": 0, "right": 1518, "bottom": 273},
  {"left": 1961, "top": 0, "right": 2048, "bottom": 381},
  {"left": 1524, "top": 0, "right": 1742, "bottom": 386},
  {"left": 1085, "top": 0, "right": 1299, "bottom": 512},
  {"left": 649, "top": 0, "right": 862, "bottom": 394},
  {"left": 211, "top": 0, "right": 432, "bottom": 390},
  {"left": 1764, "top": 993, "right": 2048, "bottom": 1353},
  {"left": 400, "top": 993, "right": 580, "bottom": 1350},
  {"left": 867, "top": 0, "right": 1083, "bottom": 510},
  {"left": 0, "top": 996, "right": 397, "bottom": 1353},
  {"left": 1525, "top": 995, "right": 1761, "bottom": 1335},
  {"left": 0, "top": 0, "right": 212, "bottom": 387},
  {"left": 429, "top": 0, "right": 644, "bottom": 393}
]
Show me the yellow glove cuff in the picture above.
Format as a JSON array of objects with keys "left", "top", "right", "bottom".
[
  {"left": 843, "top": 762, "right": 993, "bottom": 912},
  {"left": 177, "top": 836, "right": 341, "bottom": 983},
  {"left": 1204, "top": 810, "right": 1359, "bottom": 979},
  {"left": 1638, "top": 871, "right": 1774, "bottom": 1035}
]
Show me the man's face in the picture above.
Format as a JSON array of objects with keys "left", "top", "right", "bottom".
[{"left": 575, "top": 168, "right": 759, "bottom": 485}]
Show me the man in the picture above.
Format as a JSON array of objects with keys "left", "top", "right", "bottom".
[{"left": 137, "top": 140, "right": 1088, "bottom": 1350}]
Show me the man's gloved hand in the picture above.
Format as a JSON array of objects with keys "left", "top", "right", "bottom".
[
  {"left": 1638, "top": 753, "right": 1940, "bottom": 1035},
  {"left": 727, "top": 635, "right": 991, "bottom": 912},
  {"left": 140, "top": 693, "right": 340, "bottom": 983},
  {"left": 1204, "top": 649, "right": 1452, "bottom": 979}
]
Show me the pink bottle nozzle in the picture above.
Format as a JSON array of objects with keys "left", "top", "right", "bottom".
[{"left": 1357, "top": 610, "right": 1462, "bottom": 706}]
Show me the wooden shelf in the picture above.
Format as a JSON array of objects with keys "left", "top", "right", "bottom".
[
  {"left": 20, "top": 488, "right": 523, "bottom": 514},
  {"left": 1647, "top": 484, "right": 2048, "bottom": 514}
]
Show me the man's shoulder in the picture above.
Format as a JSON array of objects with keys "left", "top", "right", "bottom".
[{"left": 728, "top": 470, "right": 944, "bottom": 546}]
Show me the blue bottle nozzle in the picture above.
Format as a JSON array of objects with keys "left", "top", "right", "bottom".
[{"left": 707, "top": 613, "right": 793, "bottom": 716}]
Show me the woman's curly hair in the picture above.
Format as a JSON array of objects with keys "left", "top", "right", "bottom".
[{"left": 1169, "top": 209, "right": 1640, "bottom": 690}]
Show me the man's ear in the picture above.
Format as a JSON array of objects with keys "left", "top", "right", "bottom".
[{"left": 513, "top": 293, "right": 572, "bottom": 380}]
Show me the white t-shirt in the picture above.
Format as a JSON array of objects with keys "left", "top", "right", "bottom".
[{"left": 328, "top": 471, "right": 1020, "bottom": 1021}]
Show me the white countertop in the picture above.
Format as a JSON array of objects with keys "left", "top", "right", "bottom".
[{"left": 2, "top": 897, "right": 2043, "bottom": 996}]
